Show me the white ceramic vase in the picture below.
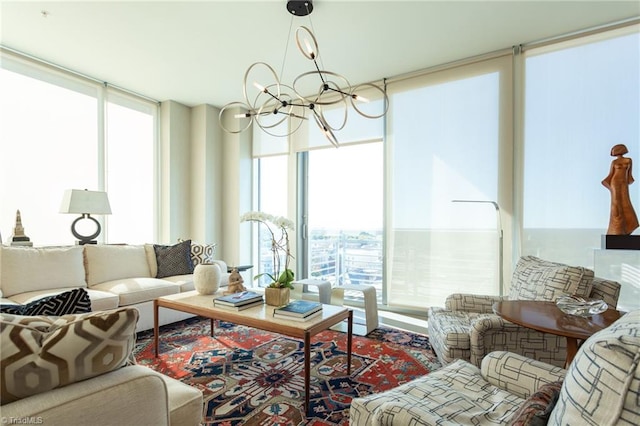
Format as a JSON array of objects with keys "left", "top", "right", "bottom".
[{"left": 193, "top": 263, "right": 221, "bottom": 295}]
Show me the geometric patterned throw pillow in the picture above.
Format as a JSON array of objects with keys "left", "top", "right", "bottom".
[
  {"left": 508, "top": 256, "right": 594, "bottom": 301},
  {"left": 0, "top": 287, "right": 92, "bottom": 316},
  {"left": 178, "top": 238, "right": 217, "bottom": 266},
  {"left": 0, "top": 307, "right": 139, "bottom": 404},
  {"left": 154, "top": 239, "right": 194, "bottom": 278},
  {"left": 190, "top": 241, "right": 216, "bottom": 266}
]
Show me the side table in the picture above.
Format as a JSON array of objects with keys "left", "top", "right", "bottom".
[{"left": 493, "top": 300, "right": 622, "bottom": 367}]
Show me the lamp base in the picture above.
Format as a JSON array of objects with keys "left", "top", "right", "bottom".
[{"left": 71, "top": 214, "right": 102, "bottom": 245}]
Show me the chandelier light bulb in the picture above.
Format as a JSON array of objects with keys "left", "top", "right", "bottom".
[
  {"left": 253, "top": 82, "right": 267, "bottom": 93},
  {"left": 234, "top": 112, "right": 251, "bottom": 118},
  {"left": 353, "top": 94, "right": 369, "bottom": 102},
  {"left": 304, "top": 39, "right": 315, "bottom": 58}
]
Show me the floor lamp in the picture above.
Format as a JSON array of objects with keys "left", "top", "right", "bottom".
[{"left": 452, "top": 199, "right": 504, "bottom": 296}]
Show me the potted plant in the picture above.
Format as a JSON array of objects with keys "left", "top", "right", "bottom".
[{"left": 240, "top": 211, "right": 295, "bottom": 306}]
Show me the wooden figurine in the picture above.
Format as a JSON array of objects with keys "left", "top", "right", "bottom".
[
  {"left": 602, "top": 144, "right": 639, "bottom": 235},
  {"left": 224, "top": 268, "right": 246, "bottom": 295}
]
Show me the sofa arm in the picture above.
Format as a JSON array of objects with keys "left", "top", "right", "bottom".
[
  {"left": 481, "top": 351, "right": 566, "bottom": 399},
  {"left": 445, "top": 293, "right": 507, "bottom": 313},
  {"left": 0, "top": 365, "right": 171, "bottom": 426}
]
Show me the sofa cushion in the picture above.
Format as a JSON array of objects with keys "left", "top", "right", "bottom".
[
  {"left": 508, "top": 256, "right": 594, "bottom": 301},
  {"left": 0, "top": 287, "right": 91, "bottom": 316},
  {"left": 0, "top": 307, "right": 139, "bottom": 404},
  {"left": 90, "top": 277, "right": 181, "bottom": 306},
  {"left": 154, "top": 240, "right": 193, "bottom": 278},
  {"left": 161, "top": 274, "right": 195, "bottom": 292},
  {"left": 550, "top": 309, "right": 640, "bottom": 425},
  {"left": 84, "top": 244, "right": 151, "bottom": 286},
  {"left": 508, "top": 380, "right": 562, "bottom": 426},
  {"left": 0, "top": 246, "right": 86, "bottom": 298},
  {"left": 185, "top": 240, "right": 217, "bottom": 266}
]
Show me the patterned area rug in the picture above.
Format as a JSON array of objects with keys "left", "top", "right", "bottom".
[{"left": 134, "top": 316, "right": 440, "bottom": 425}]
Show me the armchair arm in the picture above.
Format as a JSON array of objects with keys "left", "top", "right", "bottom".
[
  {"left": 481, "top": 351, "right": 566, "bottom": 399},
  {"left": 445, "top": 293, "right": 507, "bottom": 313},
  {"left": 469, "top": 314, "right": 568, "bottom": 368}
]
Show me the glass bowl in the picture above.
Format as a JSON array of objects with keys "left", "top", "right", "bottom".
[{"left": 556, "top": 295, "right": 608, "bottom": 317}]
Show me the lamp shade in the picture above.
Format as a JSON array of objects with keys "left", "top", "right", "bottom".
[{"left": 60, "top": 189, "right": 112, "bottom": 215}]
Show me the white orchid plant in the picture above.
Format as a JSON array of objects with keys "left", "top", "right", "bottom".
[{"left": 240, "top": 211, "right": 295, "bottom": 289}]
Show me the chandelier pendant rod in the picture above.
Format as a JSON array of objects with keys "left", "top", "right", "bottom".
[{"left": 279, "top": 15, "right": 296, "bottom": 81}]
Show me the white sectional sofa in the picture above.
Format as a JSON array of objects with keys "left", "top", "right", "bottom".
[{"left": 0, "top": 241, "right": 230, "bottom": 331}]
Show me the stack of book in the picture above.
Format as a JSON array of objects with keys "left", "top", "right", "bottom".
[
  {"left": 213, "top": 291, "right": 264, "bottom": 311},
  {"left": 273, "top": 300, "right": 323, "bottom": 322}
]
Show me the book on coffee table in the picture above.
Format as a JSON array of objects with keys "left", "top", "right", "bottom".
[
  {"left": 273, "top": 308, "right": 323, "bottom": 322},
  {"left": 273, "top": 300, "right": 322, "bottom": 318},
  {"left": 213, "top": 291, "right": 263, "bottom": 307},
  {"left": 213, "top": 299, "right": 264, "bottom": 311}
]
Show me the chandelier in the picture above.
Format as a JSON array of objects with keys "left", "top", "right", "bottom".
[{"left": 218, "top": 0, "right": 388, "bottom": 147}]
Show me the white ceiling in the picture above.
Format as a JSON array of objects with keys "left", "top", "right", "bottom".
[{"left": 1, "top": 1, "right": 639, "bottom": 108}]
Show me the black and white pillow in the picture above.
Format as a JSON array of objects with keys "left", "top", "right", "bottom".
[
  {"left": 0, "top": 287, "right": 92, "bottom": 316},
  {"left": 154, "top": 239, "right": 194, "bottom": 278},
  {"left": 178, "top": 238, "right": 217, "bottom": 266}
]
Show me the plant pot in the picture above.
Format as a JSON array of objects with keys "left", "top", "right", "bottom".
[
  {"left": 265, "top": 287, "right": 290, "bottom": 306},
  {"left": 193, "top": 263, "right": 221, "bottom": 295}
]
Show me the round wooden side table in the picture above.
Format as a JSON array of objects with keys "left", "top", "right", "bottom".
[{"left": 493, "top": 300, "right": 622, "bottom": 367}]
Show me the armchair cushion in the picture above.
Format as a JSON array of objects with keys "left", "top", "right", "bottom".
[
  {"left": 508, "top": 256, "right": 593, "bottom": 301},
  {"left": 550, "top": 309, "right": 640, "bottom": 425}
]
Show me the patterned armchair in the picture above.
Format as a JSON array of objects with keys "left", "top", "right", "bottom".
[
  {"left": 350, "top": 310, "right": 640, "bottom": 425},
  {"left": 427, "top": 256, "right": 621, "bottom": 367}
]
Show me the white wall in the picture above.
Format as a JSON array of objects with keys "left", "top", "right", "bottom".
[{"left": 160, "top": 101, "right": 252, "bottom": 268}]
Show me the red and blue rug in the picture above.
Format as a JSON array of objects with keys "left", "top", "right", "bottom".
[{"left": 134, "top": 316, "right": 440, "bottom": 425}]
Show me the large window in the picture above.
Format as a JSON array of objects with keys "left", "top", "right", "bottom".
[
  {"left": 249, "top": 22, "right": 638, "bottom": 314},
  {"left": 306, "top": 142, "right": 383, "bottom": 297},
  {"left": 0, "top": 52, "right": 157, "bottom": 246},
  {"left": 254, "top": 154, "right": 289, "bottom": 287},
  {"left": 385, "top": 55, "right": 513, "bottom": 309},
  {"left": 106, "top": 93, "right": 157, "bottom": 244},
  {"left": 522, "top": 28, "right": 640, "bottom": 266}
]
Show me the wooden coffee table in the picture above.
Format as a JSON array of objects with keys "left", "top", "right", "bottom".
[
  {"left": 493, "top": 300, "right": 622, "bottom": 367},
  {"left": 154, "top": 290, "right": 353, "bottom": 415}
]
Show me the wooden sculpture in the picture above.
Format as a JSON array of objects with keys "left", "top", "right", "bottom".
[{"left": 602, "top": 144, "right": 639, "bottom": 235}]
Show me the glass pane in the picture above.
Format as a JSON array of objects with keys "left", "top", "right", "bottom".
[
  {"left": 388, "top": 69, "right": 502, "bottom": 308},
  {"left": 106, "top": 95, "right": 156, "bottom": 244},
  {"left": 0, "top": 67, "right": 98, "bottom": 246},
  {"left": 307, "top": 142, "right": 383, "bottom": 301},
  {"left": 255, "top": 155, "right": 289, "bottom": 286},
  {"left": 523, "top": 31, "right": 640, "bottom": 267}
]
